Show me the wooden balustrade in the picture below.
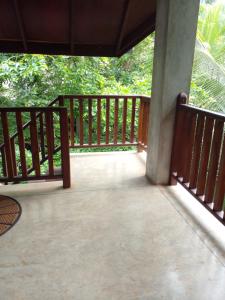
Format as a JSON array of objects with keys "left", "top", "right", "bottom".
[
  {"left": 0, "top": 94, "right": 150, "bottom": 187},
  {"left": 171, "top": 93, "right": 225, "bottom": 225},
  {"left": 57, "top": 95, "right": 151, "bottom": 150},
  {"left": 0, "top": 107, "right": 70, "bottom": 188}
]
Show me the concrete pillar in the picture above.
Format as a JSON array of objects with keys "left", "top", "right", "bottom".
[{"left": 146, "top": 0, "right": 200, "bottom": 184}]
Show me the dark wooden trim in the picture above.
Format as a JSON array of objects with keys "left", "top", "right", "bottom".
[
  {"left": 69, "top": 0, "right": 74, "bottom": 54},
  {"left": 13, "top": 0, "right": 27, "bottom": 51},
  {"left": 0, "top": 174, "right": 62, "bottom": 183},
  {"left": 118, "top": 14, "right": 156, "bottom": 57},
  {"left": 0, "top": 41, "right": 115, "bottom": 57},
  {"left": 116, "top": 0, "right": 130, "bottom": 54},
  {"left": 71, "top": 142, "right": 138, "bottom": 149}
]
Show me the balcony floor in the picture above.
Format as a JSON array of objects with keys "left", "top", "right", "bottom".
[{"left": 0, "top": 151, "right": 225, "bottom": 300}]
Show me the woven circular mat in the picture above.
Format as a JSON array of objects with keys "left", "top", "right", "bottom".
[{"left": 0, "top": 195, "right": 22, "bottom": 236}]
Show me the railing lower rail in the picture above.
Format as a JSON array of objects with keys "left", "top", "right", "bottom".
[{"left": 171, "top": 93, "right": 225, "bottom": 226}]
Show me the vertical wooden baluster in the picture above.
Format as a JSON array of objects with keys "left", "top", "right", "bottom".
[
  {"left": 39, "top": 113, "right": 45, "bottom": 160},
  {"left": 213, "top": 134, "right": 225, "bottom": 211},
  {"left": 1, "top": 112, "right": 14, "bottom": 178},
  {"left": 122, "top": 97, "right": 127, "bottom": 144},
  {"left": 97, "top": 98, "right": 101, "bottom": 145},
  {"left": 58, "top": 95, "right": 64, "bottom": 106},
  {"left": 130, "top": 97, "right": 136, "bottom": 143},
  {"left": 143, "top": 100, "right": 150, "bottom": 146},
  {"left": 60, "top": 108, "right": 71, "bottom": 188},
  {"left": 16, "top": 111, "right": 27, "bottom": 178},
  {"left": 170, "top": 94, "right": 188, "bottom": 181},
  {"left": 114, "top": 98, "right": 118, "bottom": 144},
  {"left": 137, "top": 98, "right": 144, "bottom": 151},
  {"left": 79, "top": 99, "right": 84, "bottom": 146},
  {"left": 189, "top": 114, "right": 205, "bottom": 189},
  {"left": 30, "top": 111, "right": 40, "bottom": 176},
  {"left": 88, "top": 98, "right": 92, "bottom": 145},
  {"left": 11, "top": 137, "right": 17, "bottom": 176},
  {"left": 0, "top": 147, "right": 7, "bottom": 179},
  {"left": 105, "top": 98, "right": 110, "bottom": 144},
  {"left": 196, "top": 117, "right": 214, "bottom": 196},
  {"left": 204, "top": 119, "right": 224, "bottom": 203},
  {"left": 175, "top": 108, "right": 188, "bottom": 178},
  {"left": 70, "top": 98, "right": 75, "bottom": 147},
  {"left": 170, "top": 108, "right": 183, "bottom": 177},
  {"left": 182, "top": 112, "right": 197, "bottom": 183},
  {"left": 142, "top": 102, "right": 147, "bottom": 146},
  {"left": 45, "top": 111, "right": 54, "bottom": 176}
]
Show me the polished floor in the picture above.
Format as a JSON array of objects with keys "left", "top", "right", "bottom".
[{"left": 0, "top": 152, "right": 225, "bottom": 300}]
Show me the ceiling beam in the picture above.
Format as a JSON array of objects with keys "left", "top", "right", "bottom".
[
  {"left": 0, "top": 41, "right": 115, "bottom": 57},
  {"left": 118, "top": 14, "right": 156, "bottom": 57},
  {"left": 13, "top": 0, "right": 27, "bottom": 51},
  {"left": 69, "top": 0, "right": 74, "bottom": 54},
  {"left": 115, "top": 0, "right": 130, "bottom": 55}
]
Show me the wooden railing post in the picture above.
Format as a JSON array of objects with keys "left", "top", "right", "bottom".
[
  {"left": 137, "top": 96, "right": 150, "bottom": 152},
  {"left": 60, "top": 108, "right": 71, "bottom": 188},
  {"left": 169, "top": 92, "right": 188, "bottom": 185}
]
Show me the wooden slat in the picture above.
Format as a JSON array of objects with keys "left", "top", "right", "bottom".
[
  {"left": 114, "top": 98, "right": 119, "bottom": 144},
  {"left": 58, "top": 96, "right": 64, "bottom": 106},
  {"left": 60, "top": 108, "right": 71, "bottom": 188},
  {"left": 122, "top": 98, "right": 127, "bottom": 143},
  {"left": 182, "top": 112, "right": 197, "bottom": 183},
  {"left": 170, "top": 108, "right": 184, "bottom": 175},
  {"left": 39, "top": 113, "right": 45, "bottom": 160},
  {"left": 79, "top": 99, "right": 84, "bottom": 145},
  {"left": 1, "top": 112, "right": 14, "bottom": 178},
  {"left": 0, "top": 147, "right": 7, "bottom": 178},
  {"left": 97, "top": 98, "right": 101, "bottom": 145},
  {"left": 16, "top": 111, "right": 27, "bottom": 177},
  {"left": 88, "top": 98, "right": 92, "bottom": 145},
  {"left": 213, "top": 134, "right": 225, "bottom": 211},
  {"left": 196, "top": 117, "right": 214, "bottom": 196},
  {"left": 137, "top": 99, "right": 144, "bottom": 150},
  {"left": 143, "top": 101, "right": 150, "bottom": 146},
  {"left": 45, "top": 111, "right": 54, "bottom": 176},
  {"left": 189, "top": 114, "right": 205, "bottom": 189},
  {"left": 70, "top": 99, "right": 75, "bottom": 146},
  {"left": 130, "top": 98, "right": 136, "bottom": 143},
  {"left": 30, "top": 111, "right": 40, "bottom": 176},
  {"left": 10, "top": 138, "right": 17, "bottom": 176},
  {"left": 105, "top": 98, "right": 110, "bottom": 144},
  {"left": 204, "top": 120, "right": 224, "bottom": 203},
  {"left": 176, "top": 108, "right": 188, "bottom": 178}
]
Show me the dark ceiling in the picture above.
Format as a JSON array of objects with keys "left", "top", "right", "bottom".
[{"left": 0, "top": 0, "right": 156, "bottom": 57}]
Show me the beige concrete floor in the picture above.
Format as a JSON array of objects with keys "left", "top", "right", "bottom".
[{"left": 0, "top": 151, "right": 225, "bottom": 300}]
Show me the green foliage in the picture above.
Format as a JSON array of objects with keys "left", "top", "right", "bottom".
[{"left": 190, "top": 1, "right": 225, "bottom": 112}]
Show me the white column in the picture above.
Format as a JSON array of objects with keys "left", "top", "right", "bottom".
[{"left": 146, "top": 0, "right": 200, "bottom": 184}]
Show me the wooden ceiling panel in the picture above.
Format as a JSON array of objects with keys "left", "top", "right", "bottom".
[{"left": 0, "top": 0, "right": 156, "bottom": 57}]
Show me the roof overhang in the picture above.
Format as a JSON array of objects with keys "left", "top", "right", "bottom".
[{"left": 0, "top": 0, "right": 156, "bottom": 57}]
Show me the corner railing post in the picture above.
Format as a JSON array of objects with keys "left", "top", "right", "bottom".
[
  {"left": 169, "top": 92, "right": 188, "bottom": 185},
  {"left": 60, "top": 107, "right": 71, "bottom": 188}
]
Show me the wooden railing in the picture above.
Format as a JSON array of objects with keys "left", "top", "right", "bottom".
[
  {"left": 0, "top": 94, "right": 150, "bottom": 186},
  {"left": 55, "top": 95, "right": 151, "bottom": 150},
  {"left": 0, "top": 107, "right": 70, "bottom": 188},
  {"left": 171, "top": 93, "right": 225, "bottom": 225}
]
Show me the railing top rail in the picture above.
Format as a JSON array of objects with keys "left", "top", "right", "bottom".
[
  {"left": 60, "top": 94, "right": 151, "bottom": 99},
  {"left": 179, "top": 103, "right": 225, "bottom": 122},
  {"left": 0, "top": 107, "right": 67, "bottom": 113}
]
